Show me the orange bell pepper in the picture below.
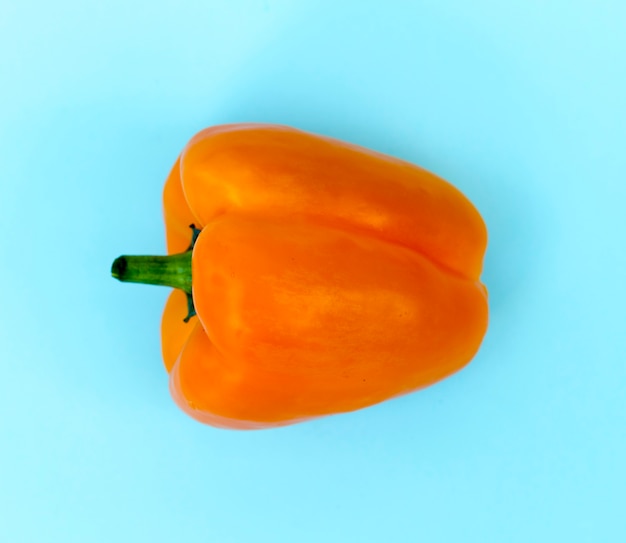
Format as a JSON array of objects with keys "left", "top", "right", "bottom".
[{"left": 112, "top": 123, "right": 488, "bottom": 430}]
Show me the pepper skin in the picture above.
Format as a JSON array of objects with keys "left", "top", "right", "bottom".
[{"left": 113, "top": 123, "right": 488, "bottom": 430}]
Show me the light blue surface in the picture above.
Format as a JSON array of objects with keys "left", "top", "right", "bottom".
[{"left": 1, "top": 1, "right": 625, "bottom": 541}]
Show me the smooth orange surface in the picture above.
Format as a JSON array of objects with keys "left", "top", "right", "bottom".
[{"left": 161, "top": 124, "right": 488, "bottom": 429}]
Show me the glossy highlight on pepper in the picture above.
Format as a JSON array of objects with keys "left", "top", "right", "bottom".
[{"left": 112, "top": 123, "right": 489, "bottom": 430}]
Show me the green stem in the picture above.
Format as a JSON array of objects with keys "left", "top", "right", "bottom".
[
  {"left": 112, "top": 225, "right": 199, "bottom": 322},
  {"left": 111, "top": 252, "right": 192, "bottom": 294}
]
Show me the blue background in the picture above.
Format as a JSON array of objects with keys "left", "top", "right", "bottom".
[{"left": 1, "top": 1, "right": 625, "bottom": 541}]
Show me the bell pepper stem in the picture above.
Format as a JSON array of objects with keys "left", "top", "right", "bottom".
[
  {"left": 112, "top": 224, "right": 199, "bottom": 322},
  {"left": 111, "top": 252, "right": 193, "bottom": 294}
]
